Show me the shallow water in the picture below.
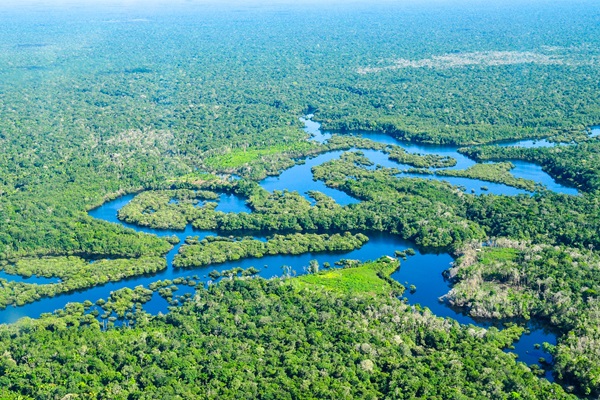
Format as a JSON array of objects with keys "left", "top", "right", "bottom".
[
  {"left": 0, "top": 271, "right": 60, "bottom": 285},
  {"left": 215, "top": 193, "right": 252, "bottom": 213},
  {"left": 507, "top": 324, "right": 557, "bottom": 381}
]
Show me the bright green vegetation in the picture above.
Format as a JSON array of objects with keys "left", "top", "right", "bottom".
[
  {"left": 1, "top": 0, "right": 600, "bottom": 397},
  {"left": 110, "top": 154, "right": 600, "bottom": 396},
  {"left": 444, "top": 242, "right": 600, "bottom": 395},
  {"left": 204, "top": 140, "right": 316, "bottom": 169},
  {"left": 0, "top": 256, "right": 165, "bottom": 309},
  {"left": 119, "top": 173, "right": 485, "bottom": 250},
  {"left": 2, "top": 1, "right": 600, "bottom": 263},
  {"left": 118, "top": 189, "right": 221, "bottom": 230},
  {"left": 325, "top": 135, "right": 458, "bottom": 168},
  {"left": 118, "top": 147, "right": 600, "bottom": 255},
  {"left": 295, "top": 257, "right": 402, "bottom": 296},
  {"left": 218, "top": 134, "right": 459, "bottom": 180},
  {"left": 173, "top": 232, "right": 369, "bottom": 268},
  {"left": 410, "top": 162, "right": 540, "bottom": 191},
  {"left": 0, "top": 267, "right": 572, "bottom": 399},
  {"left": 187, "top": 134, "right": 459, "bottom": 182}
]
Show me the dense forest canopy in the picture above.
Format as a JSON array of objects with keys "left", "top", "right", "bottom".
[
  {"left": 1, "top": 0, "right": 600, "bottom": 258},
  {"left": 1, "top": 0, "right": 600, "bottom": 398}
]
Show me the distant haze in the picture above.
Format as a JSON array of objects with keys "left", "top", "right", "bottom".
[{"left": 0, "top": 0, "right": 591, "bottom": 8}]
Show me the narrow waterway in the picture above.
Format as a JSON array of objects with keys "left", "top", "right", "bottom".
[
  {"left": 307, "top": 118, "right": 578, "bottom": 196},
  {"left": 0, "top": 116, "right": 582, "bottom": 381}
]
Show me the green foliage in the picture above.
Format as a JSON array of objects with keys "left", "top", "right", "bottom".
[
  {"left": 1, "top": 2, "right": 600, "bottom": 396},
  {"left": 173, "top": 232, "right": 369, "bottom": 268},
  {"left": 445, "top": 242, "right": 600, "bottom": 395},
  {"left": 1, "top": 1, "right": 600, "bottom": 261},
  {"left": 295, "top": 257, "right": 402, "bottom": 296},
  {"left": 325, "top": 135, "right": 458, "bottom": 168},
  {"left": 102, "top": 286, "right": 154, "bottom": 318},
  {"left": 0, "top": 275, "right": 571, "bottom": 399},
  {"left": 462, "top": 143, "right": 600, "bottom": 193},
  {"left": 411, "top": 162, "right": 540, "bottom": 191},
  {"left": 119, "top": 170, "right": 486, "bottom": 251},
  {"left": 466, "top": 192, "right": 600, "bottom": 250},
  {"left": 311, "top": 152, "right": 487, "bottom": 248},
  {"left": 205, "top": 139, "right": 316, "bottom": 169},
  {"left": 118, "top": 189, "right": 221, "bottom": 230},
  {"left": 0, "top": 256, "right": 165, "bottom": 309}
]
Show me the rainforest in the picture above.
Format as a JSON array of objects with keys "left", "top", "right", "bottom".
[{"left": 1, "top": 0, "right": 600, "bottom": 398}]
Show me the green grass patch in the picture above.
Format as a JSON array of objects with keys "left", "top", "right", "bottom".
[
  {"left": 479, "top": 247, "right": 520, "bottom": 265},
  {"left": 205, "top": 142, "right": 315, "bottom": 169},
  {"left": 293, "top": 258, "right": 401, "bottom": 296}
]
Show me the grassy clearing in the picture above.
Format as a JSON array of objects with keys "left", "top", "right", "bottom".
[
  {"left": 205, "top": 142, "right": 315, "bottom": 169},
  {"left": 479, "top": 247, "right": 520, "bottom": 265},
  {"left": 293, "top": 258, "right": 401, "bottom": 296}
]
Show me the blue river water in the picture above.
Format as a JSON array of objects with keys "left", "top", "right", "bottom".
[
  {"left": 311, "top": 119, "right": 578, "bottom": 197},
  {"left": 216, "top": 193, "right": 252, "bottom": 213},
  {"left": 0, "top": 271, "right": 60, "bottom": 285},
  {"left": 0, "top": 116, "right": 581, "bottom": 381}
]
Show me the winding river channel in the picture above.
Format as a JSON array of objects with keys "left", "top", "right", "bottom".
[{"left": 1, "top": 117, "right": 596, "bottom": 381}]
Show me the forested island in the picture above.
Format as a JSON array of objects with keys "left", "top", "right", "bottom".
[{"left": 1, "top": 0, "right": 600, "bottom": 398}]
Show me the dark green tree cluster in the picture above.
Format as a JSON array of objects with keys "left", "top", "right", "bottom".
[
  {"left": 0, "top": 256, "right": 165, "bottom": 309},
  {"left": 462, "top": 142, "right": 600, "bottom": 193},
  {"left": 410, "top": 162, "right": 540, "bottom": 191},
  {"left": 173, "top": 232, "right": 369, "bottom": 268},
  {"left": 445, "top": 242, "right": 600, "bottom": 395},
  {"left": 0, "top": 268, "right": 571, "bottom": 399},
  {"left": 465, "top": 193, "right": 600, "bottom": 250}
]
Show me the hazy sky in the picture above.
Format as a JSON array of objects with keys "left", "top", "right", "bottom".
[
  {"left": 0, "top": 0, "right": 381, "bottom": 6},
  {"left": 0, "top": 0, "right": 582, "bottom": 7},
  {"left": 0, "top": 0, "right": 593, "bottom": 19}
]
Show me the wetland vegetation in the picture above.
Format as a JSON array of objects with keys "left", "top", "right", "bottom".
[
  {"left": 1, "top": 0, "right": 600, "bottom": 398},
  {"left": 173, "top": 232, "right": 369, "bottom": 268}
]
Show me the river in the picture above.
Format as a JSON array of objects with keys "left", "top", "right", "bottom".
[{"left": 0, "top": 116, "right": 585, "bottom": 381}]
